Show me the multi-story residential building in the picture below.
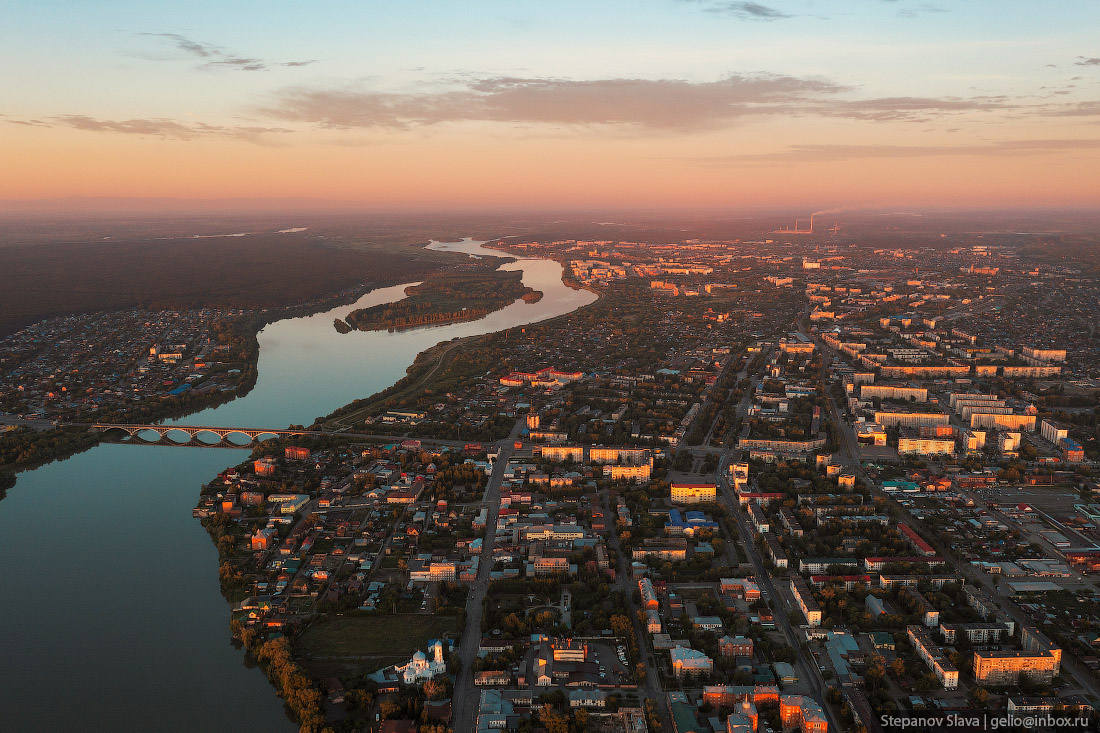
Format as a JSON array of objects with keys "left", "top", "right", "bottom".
[
  {"left": 604, "top": 463, "right": 652, "bottom": 482},
  {"left": 810, "top": 575, "right": 871, "bottom": 591},
  {"left": 632, "top": 538, "right": 688, "bottom": 561},
  {"left": 703, "top": 685, "right": 779, "bottom": 710},
  {"left": 973, "top": 651, "right": 1060, "bottom": 686},
  {"left": 764, "top": 533, "right": 789, "bottom": 569},
  {"left": 958, "top": 401, "right": 1012, "bottom": 419},
  {"left": 735, "top": 489, "right": 784, "bottom": 506},
  {"left": 1021, "top": 627, "right": 1062, "bottom": 675},
  {"left": 778, "top": 508, "right": 804, "bottom": 537},
  {"left": 898, "top": 433, "right": 955, "bottom": 456},
  {"left": 860, "top": 384, "right": 928, "bottom": 402},
  {"left": 538, "top": 445, "right": 585, "bottom": 462},
  {"left": 879, "top": 574, "right": 960, "bottom": 590},
  {"left": 779, "top": 695, "right": 829, "bottom": 733},
  {"left": 738, "top": 437, "right": 827, "bottom": 455},
  {"left": 901, "top": 587, "right": 939, "bottom": 627},
  {"left": 747, "top": 502, "right": 770, "bottom": 534},
  {"left": 639, "top": 578, "right": 659, "bottom": 610},
  {"left": 532, "top": 556, "right": 570, "bottom": 576},
  {"left": 949, "top": 392, "right": 1001, "bottom": 409},
  {"left": 646, "top": 610, "right": 662, "bottom": 634},
  {"left": 1002, "top": 365, "right": 1061, "bottom": 378},
  {"left": 800, "top": 558, "right": 860, "bottom": 574},
  {"left": 863, "top": 556, "right": 946, "bottom": 572},
  {"left": 1062, "top": 439, "right": 1085, "bottom": 463},
  {"left": 731, "top": 462, "right": 749, "bottom": 490},
  {"left": 939, "top": 623, "right": 1011, "bottom": 644},
  {"left": 1040, "top": 419, "right": 1070, "bottom": 445},
  {"left": 908, "top": 625, "right": 959, "bottom": 689},
  {"left": 971, "top": 413, "right": 1036, "bottom": 431},
  {"left": 588, "top": 446, "right": 651, "bottom": 464},
  {"left": 897, "top": 523, "right": 936, "bottom": 556},
  {"left": 671, "top": 483, "right": 716, "bottom": 504},
  {"left": 961, "top": 429, "right": 987, "bottom": 451},
  {"left": 1022, "top": 347, "right": 1067, "bottom": 363},
  {"left": 718, "top": 635, "right": 754, "bottom": 658},
  {"left": 791, "top": 577, "right": 822, "bottom": 627},
  {"left": 873, "top": 409, "right": 950, "bottom": 429}
]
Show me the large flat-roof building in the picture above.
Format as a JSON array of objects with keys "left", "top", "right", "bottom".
[
  {"left": 973, "top": 650, "right": 1060, "bottom": 686},
  {"left": 671, "top": 483, "right": 717, "bottom": 504}
]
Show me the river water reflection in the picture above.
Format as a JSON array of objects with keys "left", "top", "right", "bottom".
[{"left": 0, "top": 239, "right": 594, "bottom": 731}]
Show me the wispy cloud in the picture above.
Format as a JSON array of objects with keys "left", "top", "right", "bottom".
[
  {"left": 693, "top": 138, "right": 1100, "bottom": 165},
  {"left": 261, "top": 74, "right": 851, "bottom": 131},
  {"left": 260, "top": 75, "right": 1031, "bottom": 132},
  {"left": 139, "top": 32, "right": 314, "bottom": 72},
  {"left": 45, "top": 115, "right": 293, "bottom": 142},
  {"left": 1075, "top": 56, "right": 1100, "bottom": 66},
  {"left": 813, "top": 95, "right": 1013, "bottom": 122},
  {"left": 1041, "top": 100, "right": 1100, "bottom": 117},
  {"left": 3, "top": 117, "right": 50, "bottom": 127},
  {"left": 700, "top": 2, "right": 793, "bottom": 20},
  {"left": 897, "top": 3, "right": 948, "bottom": 18}
]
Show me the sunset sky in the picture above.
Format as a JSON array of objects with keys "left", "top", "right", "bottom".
[{"left": 4, "top": 0, "right": 1100, "bottom": 210}]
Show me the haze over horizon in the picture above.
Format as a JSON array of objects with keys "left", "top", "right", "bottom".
[{"left": 5, "top": 0, "right": 1100, "bottom": 211}]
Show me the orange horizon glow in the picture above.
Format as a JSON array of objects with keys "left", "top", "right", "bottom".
[{"left": 5, "top": 122, "right": 1100, "bottom": 211}]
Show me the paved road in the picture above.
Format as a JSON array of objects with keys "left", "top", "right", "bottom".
[
  {"left": 0, "top": 415, "right": 58, "bottom": 432},
  {"left": 699, "top": 351, "right": 746, "bottom": 448},
  {"left": 451, "top": 418, "right": 524, "bottom": 732},
  {"left": 716, "top": 470, "right": 843, "bottom": 733},
  {"left": 602, "top": 489, "right": 674, "bottom": 733}
]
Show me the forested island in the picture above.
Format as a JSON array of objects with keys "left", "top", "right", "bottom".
[{"left": 341, "top": 268, "right": 541, "bottom": 332}]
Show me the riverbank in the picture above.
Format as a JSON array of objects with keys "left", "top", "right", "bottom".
[
  {"left": 0, "top": 279, "right": 427, "bottom": 478},
  {"left": 481, "top": 237, "right": 599, "bottom": 295},
  {"left": 316, "top": 282, "right": 604, "bottom": 436},
  {"left": 0, "top": 236, "right": 597, "bottom": 731},
  {"left": 186, "top": 238, "right": 601, "bottom": 729}
]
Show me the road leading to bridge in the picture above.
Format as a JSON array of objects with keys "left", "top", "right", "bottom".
[{"left": 451, "top": 418, "right": 525, "bottom": 732}]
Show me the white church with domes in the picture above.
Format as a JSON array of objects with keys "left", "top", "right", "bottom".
[{"left": 395, "top": 638, "right": 448, "bottom": 684}]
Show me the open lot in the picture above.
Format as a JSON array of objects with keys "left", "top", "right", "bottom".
[{"left": 295, "top": 613, "right": 461, "bottom": 678}]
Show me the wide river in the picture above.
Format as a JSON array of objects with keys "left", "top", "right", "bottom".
[{"left": 0, "top": 239, "right": 596, "bottom": 732}]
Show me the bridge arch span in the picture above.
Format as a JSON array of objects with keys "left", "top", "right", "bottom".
[
  {"left": 162, "top": 428, "right": 196, "bottom": 445},
  {"left": 192, "top": 430, "right": 226, "bottom": 446},
  {"left": 133, "top": 428, "right": 167, "bottom": 444}
]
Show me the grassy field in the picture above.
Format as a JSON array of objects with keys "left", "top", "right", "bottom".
[{"left": 295, "top": 613, "right": 461, "bottom": 680}]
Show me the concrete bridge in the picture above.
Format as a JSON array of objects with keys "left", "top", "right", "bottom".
[
  {"left": 88, "top": 423, "right": 320, "bottom": 449},
  {"left": 83, "top": 423, "right": 473, "bottom": 450}
]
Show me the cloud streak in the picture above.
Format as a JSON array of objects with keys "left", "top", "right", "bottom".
[
  {"left": 703, "top": 2, "right": 792, "bottom": 20},
  {"left": 693, "top": 138, "right": 1100, "bottom": 165},
  {"left": 46, "top": 115, "right": 293, "bottom": 142},
  {"left": 139, "top": 32, "right": 314, "bottom": 72},
  {"left": 259, "top": 74, "right": 1033, "bottom": 132}
]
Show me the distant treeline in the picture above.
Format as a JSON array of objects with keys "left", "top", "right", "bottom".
[{"left": 0, "top": 235, "right": 445, "bottom": 337}]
